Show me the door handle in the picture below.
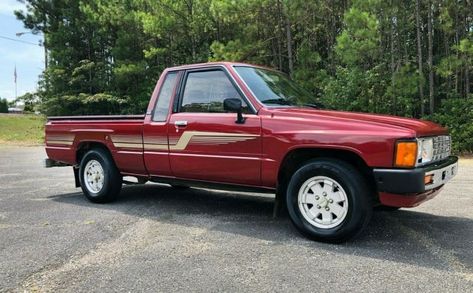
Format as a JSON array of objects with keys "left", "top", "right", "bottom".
[{"left": 174, "top": 120, "right": 188, "bottom": 127}]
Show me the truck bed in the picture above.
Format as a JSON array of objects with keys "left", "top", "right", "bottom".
[{"left": 45, "top": 115, "right": 147, "bottom": 175}]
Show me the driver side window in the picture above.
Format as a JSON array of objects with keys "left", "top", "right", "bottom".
[{"left": 180, "top": 69, "right": 250, "bottom": 113}]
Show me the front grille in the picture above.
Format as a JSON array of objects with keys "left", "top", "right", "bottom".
[{"left": 432, "top": 135, "right": 451, "bottom": 161}]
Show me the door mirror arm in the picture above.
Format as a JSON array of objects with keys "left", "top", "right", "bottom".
[{"left": 223, "top": 98, "right": 246, "bottom": 124}]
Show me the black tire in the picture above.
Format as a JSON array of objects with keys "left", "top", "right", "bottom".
[
  {"left": 171, "top": 184, "right": 190, "bottom": 190},
  {"left": 286, "top": 159, "right": 372, "bottom": 243},
  {"left": 79, "top": 148, "right": 122, "bottom": 203},
  {"left": 375, "top": 205, "right": 401, "bottom": 211}
]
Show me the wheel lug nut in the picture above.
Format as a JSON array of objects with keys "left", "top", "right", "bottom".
[
  {"left": 329, "top": 199, "right": 333, "bottom": 203},
  {"left": 323, "top": 192, "right": 327, "bottom": 196},
  {"left": 317, "top": 205, "right": 321, "bottom": 209},
  {"left": 325, "top": 207, "right": 330, "bottom": 211},
  {"left": 315, "top": 196, "right": 320, "bottom": 200}
]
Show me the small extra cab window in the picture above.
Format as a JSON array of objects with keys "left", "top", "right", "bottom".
[{"left": 180, "top": 69, "right": 250, "bottom": 113}]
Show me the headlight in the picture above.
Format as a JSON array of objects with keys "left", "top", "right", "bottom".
[
  {"left": 418, "top": 138, "right": 434, "bottom": 164},
  {"left": 395, "top": 138, "right": 435, "bottom": 168}
]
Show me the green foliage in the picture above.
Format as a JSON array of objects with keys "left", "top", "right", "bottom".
[
  {"left": 385, "top": 64, "right": 421, "bottom": 117},
  {"left": 42, "top": 93, "right": 131, "bottom": 116},
  {"left": 431, "top": 98, "right": 473, "bottom": 153},
  {"left": 335, "top": 7, "right": 380, "bottom": 67},
  {"left": 15, "top": 0, "right": 473, "bottom": 152},
  {"left": 210, "top": 40, "right": 253, "bottom": 62},
  {"left": 0, "top": 98, "right": 8, "bottom": 113},
  {"left": 14, "top": 93, "right": 41, "bottom": 112}
]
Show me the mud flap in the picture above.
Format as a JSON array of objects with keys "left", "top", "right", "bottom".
[
  {"left": 73, "top": 167, "right": 81, "bottom": 188},
  {"left": 273, "top": 185, "right": 286, "bottom": 218}
]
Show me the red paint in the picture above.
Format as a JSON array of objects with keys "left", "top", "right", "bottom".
[
  {"left": 379, "top": 188, "right": 443, "bottom": 208},
  {"left": 45, "top": 62, "right": 452, "bottom": 207}
]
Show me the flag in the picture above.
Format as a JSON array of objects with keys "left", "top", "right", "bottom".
[{"left": 14, "top": 65, "right": 17, "bottom": 84}]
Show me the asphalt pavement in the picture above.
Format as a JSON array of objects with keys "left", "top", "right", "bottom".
[{"left": 0, "top": 146, "right": 472, "bottom": 292}]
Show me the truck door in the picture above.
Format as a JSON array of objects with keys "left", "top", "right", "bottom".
[
  {"left": 167, "top": 67, "right": 262, "bottom": 186},
  {"left": 142, "top": 71, "right": 179, "bottom": 177}
]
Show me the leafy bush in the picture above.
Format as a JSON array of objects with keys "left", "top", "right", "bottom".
[
  {"left": 0, "top": 98, "right": 8, "bottom": 113},
  {"left": 430, "top": 98, "right": 473, "bottom": 154}
]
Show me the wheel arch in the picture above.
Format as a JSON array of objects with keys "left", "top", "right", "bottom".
[
  {"left": 277, "top": 147, "right": 377, "bottom": 198},
  {"left": 76, "top": 141, "right": 114, "bottom": 166}
]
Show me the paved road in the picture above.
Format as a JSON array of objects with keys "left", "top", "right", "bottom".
[{"left": 0, "top": 146, "right": 472, "bottom": 292}]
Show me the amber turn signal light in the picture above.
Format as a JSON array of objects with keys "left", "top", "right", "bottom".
[
  {"left": 424, "top": 174, "right": 433, "bottom": 185},
  {"left": 395, "top": 141, "right": 417, "bottom": 167}
]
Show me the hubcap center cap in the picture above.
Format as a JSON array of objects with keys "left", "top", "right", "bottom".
[
  {"left": 319, "top": 197, "right": 329, "bottom": 208},
  {"left": 298, "top": 176, "right": 349, "bottom": 229}
]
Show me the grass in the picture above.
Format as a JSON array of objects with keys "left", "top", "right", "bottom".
[{"left": 0, "top": 113, "right": 45, "bottom": 145}]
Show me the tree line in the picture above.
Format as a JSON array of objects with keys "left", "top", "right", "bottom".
[{"left": 16, "top": 0, "right": 473, "bottom": 152}]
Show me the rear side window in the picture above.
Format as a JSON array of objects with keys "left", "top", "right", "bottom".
[
  {"left": 180, "top": 70, "right": 250, "bottom": 113},
  {"left": 153, "top": 72, "right": 177, "bottom": 121}
]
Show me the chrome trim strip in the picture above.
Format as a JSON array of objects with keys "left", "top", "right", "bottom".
[
  {"left": 169, "top": 152, "right": 261, "bottom": 160},
  {"left": 117, "top": 150, "right": 143, "bottom": 155},
  {"left": 45, "top": 146, "right": 72, "bottom": 150},
  {"left": 70, "top": 129, "right": 114, "bottom": 133},
  {"left": 143, "top": 151, "right": 169, "bottom": 155}
]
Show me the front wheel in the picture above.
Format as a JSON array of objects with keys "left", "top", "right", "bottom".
[
  {"left": 286, "top": 159, "right": 372, "bottom": 243},
  {"left": 375, "top": 205, "right": 401, "bottom": 211},
  {"left": 79, "top": 148, "right": 122, "bottom": 203}
]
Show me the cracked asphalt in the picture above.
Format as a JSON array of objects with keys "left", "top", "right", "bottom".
[{"left": 0, "top": 146, "right": 472, "bottom": 292}]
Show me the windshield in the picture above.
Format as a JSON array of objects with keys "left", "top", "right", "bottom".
[{"left": 234, "top": 66, "right": 322, "bottom": 107}]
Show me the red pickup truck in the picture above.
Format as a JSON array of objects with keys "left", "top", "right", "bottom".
[{"left": 45, "top": 62, "right": 458, "bottom": 242}]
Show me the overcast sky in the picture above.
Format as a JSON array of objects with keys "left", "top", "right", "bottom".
[{"left": 0, "top": 0, "right": 43, "bottom": 101}]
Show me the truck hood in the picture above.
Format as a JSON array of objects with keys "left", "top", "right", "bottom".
[{"left": 266, "top": 107, "right": 447, "bottom": 137}]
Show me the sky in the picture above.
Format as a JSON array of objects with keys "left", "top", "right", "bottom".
[{"left": 0, "top": 0, "right": 43, "bottom": 101}]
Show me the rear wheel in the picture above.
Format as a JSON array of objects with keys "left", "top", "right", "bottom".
[
  {"left": 79, "top": 148, "right": 122, "bottom": 203},
  {"left": 286, "top": 159, "right": 372, "bottom": 243}
]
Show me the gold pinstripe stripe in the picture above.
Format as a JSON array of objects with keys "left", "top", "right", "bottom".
[
  {"left": 113, "top": 142, "right": 143, "bottom": 148},
  {"left": 169, "top": 131, "right": 258, "bottom": 151},
  {"left": 117, "top": 131, "right": 258, "bottom": 151},
  {"left": 111, "top": 135, "right": 143, "bottom": 144},
  {"left": 47, "top": 134, "right": 75, "bottom": 141},
  {"left": 144, "top": 144, "right": 168, "bottom": 151}
]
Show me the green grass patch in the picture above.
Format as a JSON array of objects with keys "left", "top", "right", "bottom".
[{"left": 0, "top": 114, "right": 45, "bottom": 145}]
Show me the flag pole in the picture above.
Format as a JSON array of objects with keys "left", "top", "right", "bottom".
[{"left": 14, "top": 64, "right": 17, "bottom": 100}]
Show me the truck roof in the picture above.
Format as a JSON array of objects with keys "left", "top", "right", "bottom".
[{"left": 166, "top": 61, "right": 271, "bottom": 71}]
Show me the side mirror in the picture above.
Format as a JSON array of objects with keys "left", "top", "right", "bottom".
[{"left": 224, "top": 98, "right": 245, "bottom": 124}]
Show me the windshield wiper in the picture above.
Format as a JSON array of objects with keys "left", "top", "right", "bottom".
[
  {"left": 303, "top": 102, "right": 325, "bottom": 109},
  {"left": 262, "top": 98, "right": 293, "bottom": 106}
]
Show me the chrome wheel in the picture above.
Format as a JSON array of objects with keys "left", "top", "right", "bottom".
[
  {"left": 84, "top": 159, "right": 105, "bottom": 194},
  {"left": 298, "top": 176, "right": 349, "bottom": 229}
]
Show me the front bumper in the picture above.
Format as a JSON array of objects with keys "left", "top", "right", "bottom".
[{"left": 373, "top": 156, "right": 458, "bottom": 194}]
